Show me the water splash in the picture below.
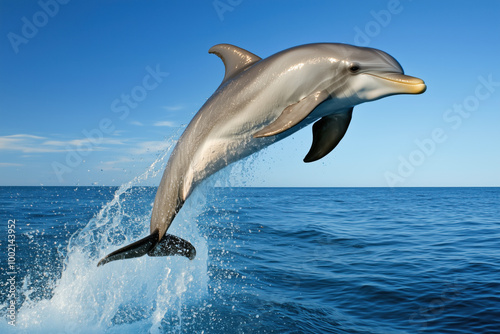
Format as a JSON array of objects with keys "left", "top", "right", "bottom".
[{"left": 2, "top": 133, "right": 209, "bottom": 333}]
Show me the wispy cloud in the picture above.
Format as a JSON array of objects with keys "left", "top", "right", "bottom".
[
  {"left": 99, "top": 156, "right": 136, "bottom": 171},
  {"left": 112, "top": 130, "right": 127, "bottom": 136},
  {"left": 103, "top": 157, "right": 135, "bottom": 165},
  {"left": 5, "top": 134, "right": 45, "bottom": 140},
  {"left": 162, "top": 105, "right": 184, "bottom": 111},
  {"left": 42, "top": 138, "right": 125, "bottom": 147},
  {"left": 1, "top": 133, "right": 175, "bottom": 174},
  {"left": 0, "top": 162, "right": 23, "bottom": 167},
  {"left": 0, "top": 134, "right": 60, "bottom": 153},
  {"left": 153, "top": 121, "right": 177, "bottom": 127},
  {"left": 130, "top": 121, "right": 144, "bottom": 126},
  {"left": 0, "top": 134, "right": 125, "bottom": 153},
  {"left": 128, "top": 140, "right": 175, "bottom": 155}
]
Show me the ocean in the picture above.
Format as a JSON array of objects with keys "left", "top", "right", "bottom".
[{"left": 0, "top": 185, "right": 499, "bottom": 333}]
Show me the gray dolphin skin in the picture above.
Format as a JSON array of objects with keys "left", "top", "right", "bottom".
[{"left": 97, "top": 43, "right": 426, "bottom": 266}]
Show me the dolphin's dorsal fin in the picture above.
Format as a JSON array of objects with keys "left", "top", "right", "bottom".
[
  {"left": 253, "top": 91, "right": 330, "bottom": 138},
  {"left": 209, "top": 44, "right": 261, "bottom": 84},
  {"left": 303, "top": 107, "right": 353, "bottom": 163}
]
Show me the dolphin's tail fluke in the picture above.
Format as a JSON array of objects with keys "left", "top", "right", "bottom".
[
  {"left": 97, "top": 229, "right": 196, "bottom": 267},
  {"left": 147, "top": 233, "right": 196, "bottom": 260}
]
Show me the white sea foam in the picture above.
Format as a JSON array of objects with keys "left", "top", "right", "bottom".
[{"left": 1, "top": 134, "right": 209, "bottom": 333}]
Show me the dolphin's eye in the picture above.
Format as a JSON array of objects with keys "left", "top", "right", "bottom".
[{"left": 349, "top": 63, "right": 360, "bottom": 73}]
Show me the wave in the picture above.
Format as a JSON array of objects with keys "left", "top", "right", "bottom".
[{"left": 1, "top": 135, "right": 209, "bottom": 333}]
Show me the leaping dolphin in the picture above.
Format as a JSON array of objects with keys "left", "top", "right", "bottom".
[{"left": 97, "top": 43, "right": 426, "bottom": 266}]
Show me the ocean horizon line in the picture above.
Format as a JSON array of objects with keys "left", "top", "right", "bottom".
[{"left": 1, "top": 185, "right": 499, "bottom": 189}]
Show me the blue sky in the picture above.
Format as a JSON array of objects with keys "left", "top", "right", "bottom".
[{"left": 1, "top": 0, "right": 499, "bottom": 187}]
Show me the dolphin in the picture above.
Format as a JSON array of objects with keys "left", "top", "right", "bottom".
[{"left": 97, "top": 43, "right": 426, "bottom": 266}]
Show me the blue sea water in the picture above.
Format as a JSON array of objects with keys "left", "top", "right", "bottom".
[{"left": 0, "top": 184, "right": 499, "bottom": 333}]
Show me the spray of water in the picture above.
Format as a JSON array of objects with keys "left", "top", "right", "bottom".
[{"left": 2, "top": 133, "right": 209, "bottom": 333}]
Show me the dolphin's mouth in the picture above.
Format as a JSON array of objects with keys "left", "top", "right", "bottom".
[{"left": 367, "top": 72, "right": 427, "bottom": 94}]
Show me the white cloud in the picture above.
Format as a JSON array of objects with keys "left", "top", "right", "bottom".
[
  {"left": 42, "top": 138, "right": 125, "bottom": 147},
  {"left": 103, "top": 157, "right": 134, "bottom": 165},
  {"left": 0, "top": 134, "right": 61, "bottom": 153},
  {"left": 99, "top": 157, "right": 136, "bottom": 171},
  {"left": 162, "top": 105, "right": 184, "bottom": 111},
  {"left": 130, "top": 121, "right": 144, "bottom": 126},
  {"left": 111, "top": 130, "right": 127, "bottom": 136},
  {"left": 129, "top": 140, "right": 175, "bottom": 155},
  {"left": 0, "top": 134, "right": 125, "bottom": 153},
  {"left": 5, "top": 134, "right": 45, "bottom": 140},
  {"left": 153, "top": 121, "right": 177, "bottom": 127},
  {"left": 0, "top": 133, "right": 176, "bottom": 170},
  {"left": 0, "top": 162, "right": 23, "bottom": 167}
]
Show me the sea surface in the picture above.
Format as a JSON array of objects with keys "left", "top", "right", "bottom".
[{"left": 0, "top": 185, "right": 499, "bottom": 333}]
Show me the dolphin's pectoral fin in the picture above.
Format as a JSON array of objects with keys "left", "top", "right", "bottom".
[
  {"left": 209, "top": 44, "right": 261, "bottom": 85},
  {"left": 254, "top": 91, "right": 329, "bottom": 138},
  {"left": 303, "top": 107, "right": 353, "bottom": 163},
  {"left": 97, "top": 230, "right": 159, "bottom": 267},
  {"left": 148, "top": 233, "right": 196, "bottom": 260}
]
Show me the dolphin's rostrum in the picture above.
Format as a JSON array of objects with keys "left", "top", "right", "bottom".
[{"left": 97, "top": 43, "right": 426, "bottom": 266}]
